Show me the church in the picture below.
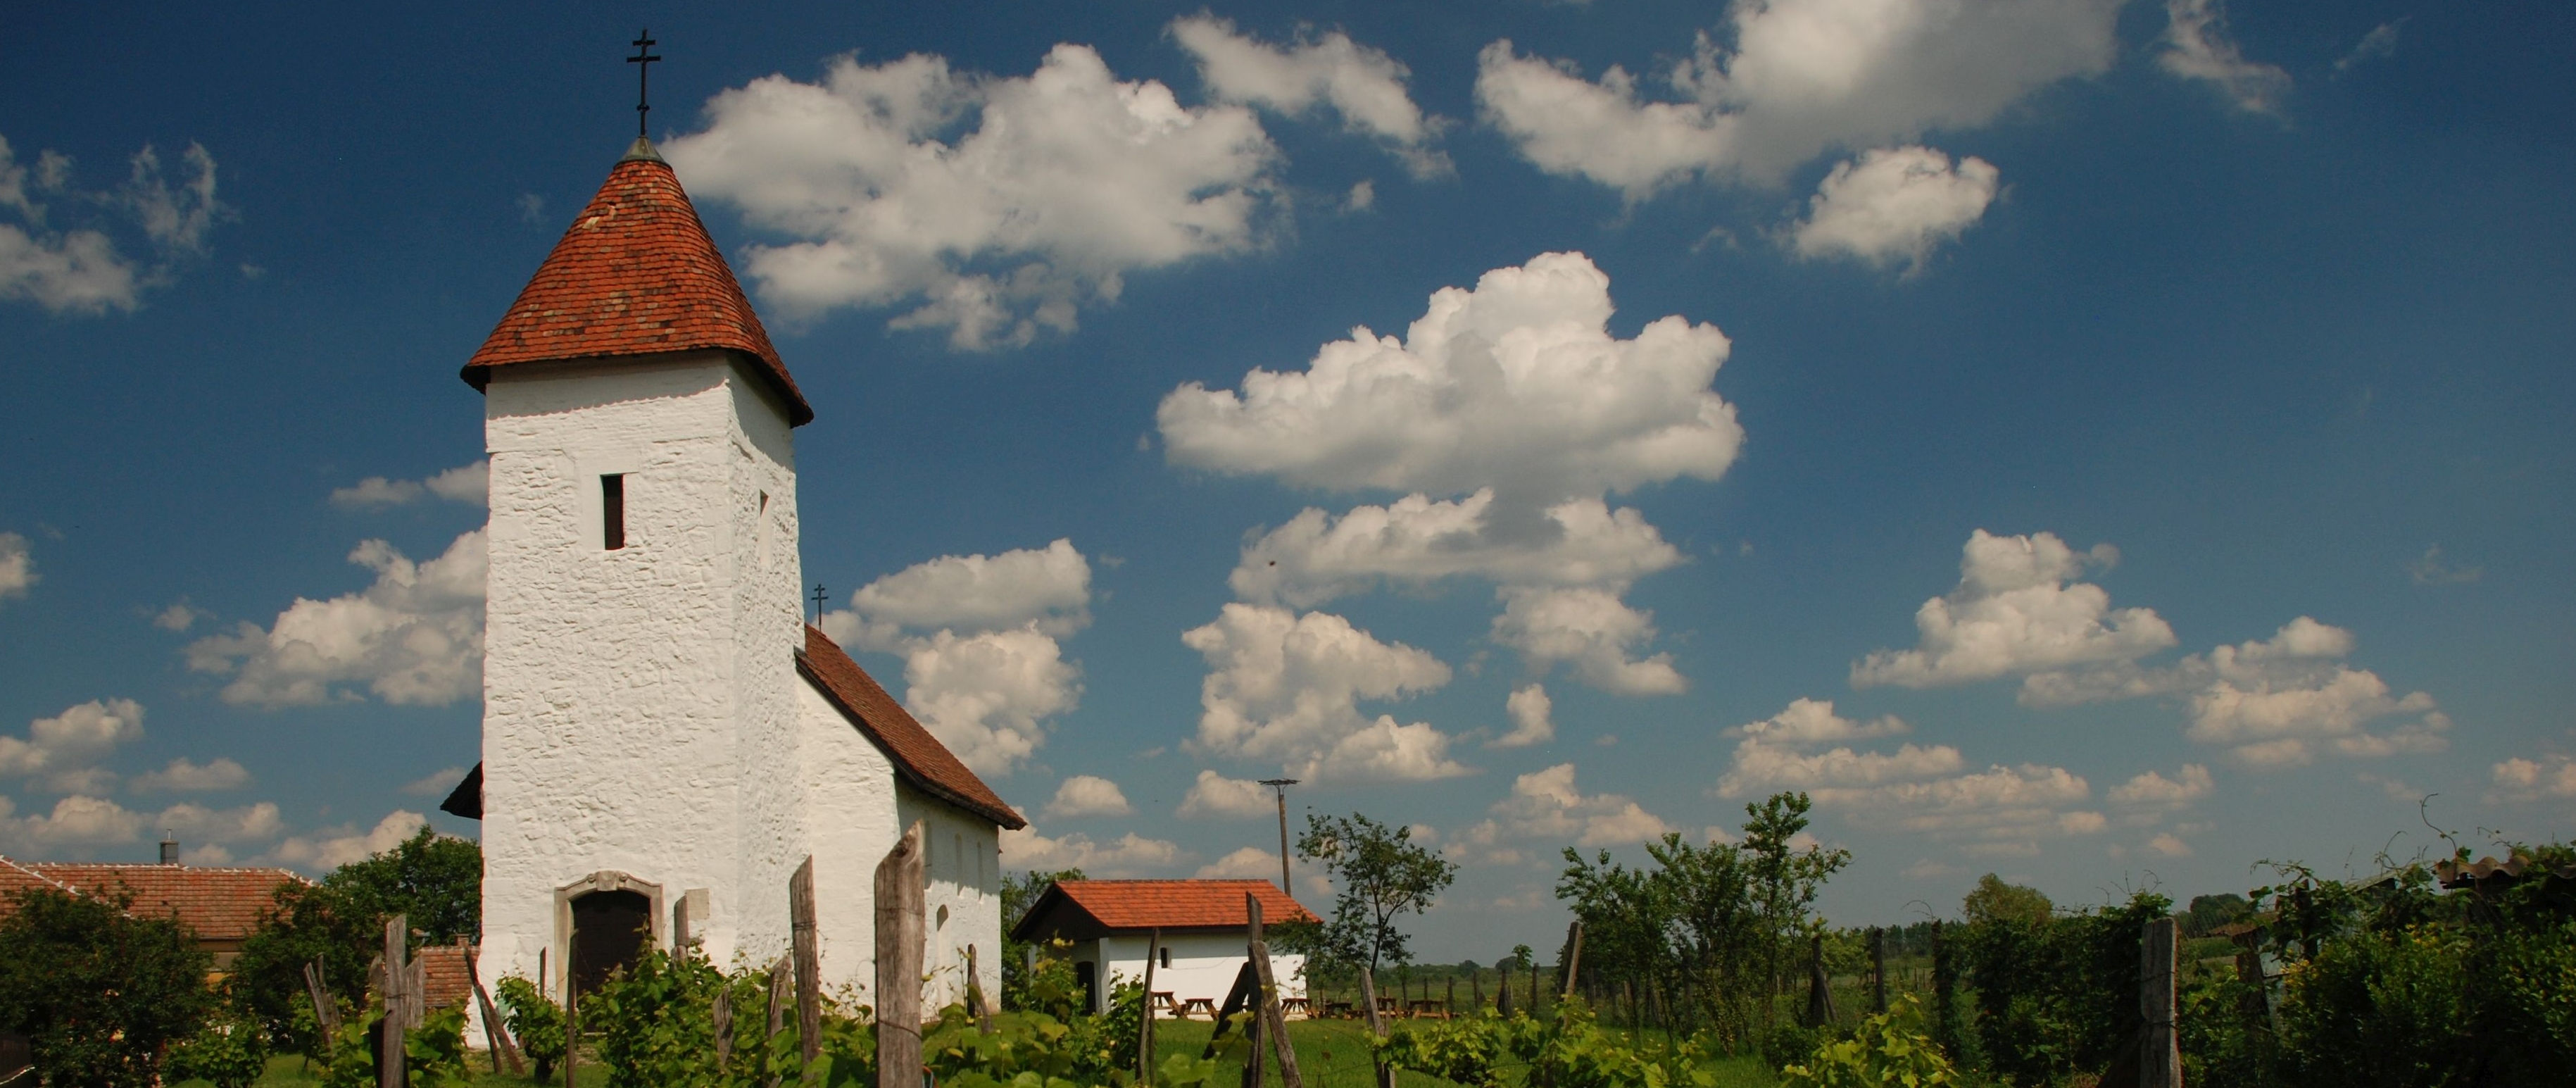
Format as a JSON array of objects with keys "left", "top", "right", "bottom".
[{"left": 439, "top": 132, "right": 1023, "bottom": 1021}]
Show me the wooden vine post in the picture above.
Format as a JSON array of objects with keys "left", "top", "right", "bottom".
[
  {"left": 379, "top": 915, "right": 410, "bottom": 1088},
  {"left": 969, "top": 944, "right": 995, "bottom": 1033},
  {"left": 1242, "top": 894, "right": 1306, "bottom": 1088},
  {"left": 1138, "top": 929, "right": 1161, "bottom": 1084},
  {"left": 791, "top": 856, "right": 824, "bottom": 1077},
  {"left": 764, "top": 955, "right": 791, "bottom": 1088},
  {"left": 1357, "top": 965, "right": 1393, "bottom": 1088},
  {"left": 1802, "top": 934, "right": 1836, "bottom": 1027},
  {"left": 876, "top": 822, "right": 927, "bottom": 1088},
  {"left": 302, "top": 961, "right": 341, "bottom": 1056},
  {"left": 2142, "top": 917, "right": 2182, "bottom": 1088},
  {"left": 1559, "top": 921, "right": 1583, "bottom": 999},
  {"left": 1870, "top": 927, "right": 1887, "bottom": 1015},
  {"left": 463, "top": 937, "right": 525, "bottom": 1075}
]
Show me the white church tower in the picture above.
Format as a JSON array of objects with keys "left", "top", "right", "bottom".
[{"left": 451, "top": 136, "right": 1021, "bottom": 1018}]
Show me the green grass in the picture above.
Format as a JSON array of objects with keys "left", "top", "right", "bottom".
[{"left": 211, "top": 1020, "right": 1776, "bottom": 1088}]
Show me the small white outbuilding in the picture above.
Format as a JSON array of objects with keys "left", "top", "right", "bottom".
[{"left": 1010, "top": 880, "right": 1314, "bottom": 1015}]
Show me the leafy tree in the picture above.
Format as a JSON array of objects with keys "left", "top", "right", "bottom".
[
  {"left": 228, "top": 827, "right": 483, "bottom": 1051},
  {"left": 998, "top": 867, "right": 1083, "bottom": 1007},
  {"left": 2182, "top": 892, "right": 2251, "bottom": 936},
  {"left": 1961, "top": 873, "right": 2053, "bottom": 927},
  {"left": 495, "top": 975, "right": 569, "bottom": 1082},
  {"left": 1742, "top": 792, "right": 1852, "bottom": 1029},
  {"left": 165, "top": 1007, "right": 272, "bottom": 1088},
  {"left": 0, "top": 886, "right": 215, "bottom": 1087},
  {"left": 1294, "top": 811, "right": 1459, "bottom": 975}
]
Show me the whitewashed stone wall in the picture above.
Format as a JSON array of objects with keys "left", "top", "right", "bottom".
[{"left": 1076, "top": 933, "right": 1307, "bottom": 1015}]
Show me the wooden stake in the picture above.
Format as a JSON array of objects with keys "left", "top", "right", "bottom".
[
  {"left": 303, "top": 961, "right": 341, "bottom": 1056},
  {"left": 876, "top": 823, "right": 926, "bottom": 1088},
  {"left": 714, "top": 986, "right": 735, "bottom": 1070},
  {"left": 765, "top": 955, "right": 791, "bottom": 1088},
  {"left": 1559, "top": 922, "right": 1583, "bottom": 999},
  {"left": 1139, "top": 930, "right": 1160, "bottom": 1084},
  {"left": 464, "top": 939, "right": 524, "bottom": 1075},
  {"left": 968, "top": 944, "right": 995, "bottom": 1033},
  {"left": 791, "top": 856, "right": 824, "bottom": 1077},
  {"left": 1244, "top": 894, "right": 1306, "bottom": 1088},
  {"left": 1357, "top": 967, "right": 1395, "bottom": 1088},
  {"left": 563, "top": 972, "right": 578, "bottom": 1088},
  {"left": 2141, "top": 918, "right": 2182, "bottom": 1088},
  {"left": 1803, "top": 934, "right": 1835, "bottom": 1027},
  {"left": 1870, "top": 928, "right": 1887, "bottom": 1015},
  {"left": 1201, "top": 964, "right": 1261, "bottom": 1058},
  {"left": 380, "top": 915, "right": 408, "bottom": 1088}
]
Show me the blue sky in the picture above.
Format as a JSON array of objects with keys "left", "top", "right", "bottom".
[{"left": 1, "top": 0, "right": 2570, "bottom": 961}]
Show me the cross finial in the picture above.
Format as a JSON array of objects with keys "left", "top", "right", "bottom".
[
  {"left": 627, "top": 29, "right": 662, "bottom": 139},
  {"left": 810, "top": 583, "right": 828, "bottom": 625}
]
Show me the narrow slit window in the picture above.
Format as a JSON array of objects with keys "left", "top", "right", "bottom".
[
  {"left": 601, "top": 474, "right": 627, "bottom": 550},
  {"left": 1160, "top": 946, "right": 1171, "bottom": 969}
]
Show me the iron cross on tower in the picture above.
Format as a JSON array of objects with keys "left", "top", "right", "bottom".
[
  {"left": 810, "top": 584, "right": 828, "bottom": 625},
  {"left": 627, "top": 29, "right": 662, "bottom": 138}
]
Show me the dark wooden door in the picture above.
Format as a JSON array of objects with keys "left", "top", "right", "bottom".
[{"left": 570, "top": 889, "right": 651, "bottom": 996}]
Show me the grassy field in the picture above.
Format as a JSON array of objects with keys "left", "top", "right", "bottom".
[{"left": 196, "top": 1018, "right": 1777, "bottom": 1088}]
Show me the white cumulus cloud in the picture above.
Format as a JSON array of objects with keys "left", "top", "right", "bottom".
[
  {"left": 329, "top": 461, "right": 489, "bottom": 509},
  {"left": 0, "top": 699, "right": 146, "bottom": 794},
  {"left": 1195, "top": 846, "right": 1285, "bottom": 880},
  {"left": 1714, "top": 696, "right": 2100, "bottom": 853},
  {"left": 1473, "top": 0, "right": 2121, "bottom": 197},
  {"left": 0, "top": 532, "right": 33, "bottom": 605},
  {"left": 131, "top": 757, "right": 253, "bottom": 793},
  {"left": 0, "top": 135, "right": 228, "bottom": 314},
  {"left": 1181, "top": 603, "right": 1468, "bottom": 782},
  {"left": 2157, "top": 0, "right": 2290, "bottom": 115},
  {"left": 821, "top": 540, "right": 1093, "bottom": 775},
  {"left": 2490, "top": 754, "right": 2576, "bottom": 804},
  {"left": 1169, "top": 16, "right": 1448, "bottom": 178},
  {"left": 1491, "top": 587, "right": 1686, "bottom": 696},
  {"left": 1231, "top": 492, "right": 1682, "bottom": 607},
  {"left": 665, "top": 45, "right": 1281, "bottom": 350},
  {"left": 186, "top": 530, "right": 486, "bottom": 708},
  {"left": 1179, "top": 770, "right": 1276, "bottom": 818},
  {"left": 1460, "top": 763, "right": 1671, "bottom": 853},
  {"left": 268, "top": 811, "right": 427, "bottom": 872},
  {"left": 2026, "top": 618, "right": 2449, "bottom": 767},
  {"left": 999, "top": 825, "right": 1183, "bottom": 877},
  {"left": 1853, "top": 530, "right": 2175, "bottom": 688},
  {"left": 1492, "top": 683, "right": 1555, "bottom": 749},
  {"left": 1161, "top": 251, "right": 1740, "bottom": 505},
  {"left": 1042, "top": 775, "right": 1134, "bottom": 818},
  {"left": 1790, "top": 146, "right": 1999, "bottom": 273},
  {"left": 2107, "top": 764, "right": 2213, "bottom": 809}
]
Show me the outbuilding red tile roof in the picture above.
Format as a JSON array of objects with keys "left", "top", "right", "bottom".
[
  {"left": 0, "top": 855, "right": 81, "bottom": 903},
  {"left": 1011, "top": 880, "right": 1315, "bottom": 942},
  {"left": 798, "top": 625, "right": 1026, "bottom": 831},
  {"left": 20, "top": 862, "right": 306, "bottom": 941},
  {"left": 463, "top": 139, "right": 812, "bottom": 427}
]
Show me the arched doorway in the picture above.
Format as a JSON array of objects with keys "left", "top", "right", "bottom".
[{"left": 570, "top": 889, "right": 652, "bottom": 995}]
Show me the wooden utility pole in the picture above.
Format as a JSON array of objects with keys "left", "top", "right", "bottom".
[
  {"left": 379, "top": 915, "right": 409, "bottom": 1088},
  {"left": 876, "top": 823, "right": 926, "bottom": 1088},
  {"left": 791, "top": 856, "right": 824, "bottom": 1077},
  {"left": 1139, "top": 930, "right": 1161, "bottom": 1084},
  {"left": 2142, "top": 918, "right": 2182, "bottom": 1088}
]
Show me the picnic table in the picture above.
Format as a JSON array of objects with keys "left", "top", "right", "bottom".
[
  {"left": 1323, "top": 1000, "right": 1357, "bottom": 1019},
  {"left": 1150, "top": 992, "right": 1179, "bottom": 1018},
  {"left": 1407, "top": 999, "right": 1450, "bottom": 1019},
  {"left": 1281, "top": 997, "right": 1312, "bottom": 1018},
  {"left": 1179, "top": 996, "right": 1219, "bottom": 1020}
]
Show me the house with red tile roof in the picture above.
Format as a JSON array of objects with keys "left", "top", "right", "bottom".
[
  {"left": 438, "top": 133, "right": 1022, "bottom": 1038},
  {"left": 1010, "top": 880, "right": 1316, "bottom": 1015},
  {"left": 0, "top": 853, "right": 306, "bottom": 975}
]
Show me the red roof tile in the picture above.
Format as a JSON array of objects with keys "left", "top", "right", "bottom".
[
  {"left": 20, "top": 862, "right": 307, "bottom": 942},
  {"left": 797, "top": 625, "right": 1026, "bottom": 831},
  {"left": 463, "top": 140, "right": 812, "bottom": 427},
  {"left": 1012, "top": 880, "right": 1316, "bottom": 941},
  {"left": 0, "top": 855, "right": 81, "bottom": 903}
]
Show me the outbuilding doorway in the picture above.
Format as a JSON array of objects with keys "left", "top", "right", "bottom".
[{"left": 570, "top": 889, "right": 652, "bottom": 996}]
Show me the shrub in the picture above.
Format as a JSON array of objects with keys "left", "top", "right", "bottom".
[
  {"left": 165, "top": 1008, "right": 270, "bottom": 1088},
  {"left": 1778, "top": 994, "right": 1960, "bottom": 1088},
  {"left": 495, "top": 974, "right": 568, "bottom": 1081},
  {"left": 0, "top": 886, "right": 214, "bottom": 1088}
]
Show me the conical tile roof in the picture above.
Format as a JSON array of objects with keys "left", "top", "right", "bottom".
[{"left": 463, "top": 139, "right": 812, "bottom": 426}]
